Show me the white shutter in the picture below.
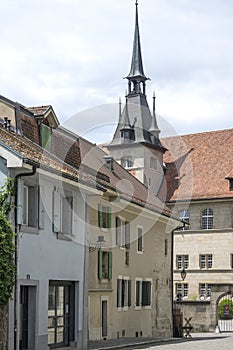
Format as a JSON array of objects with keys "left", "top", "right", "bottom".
[
  {"left": 53, "top": 190, "right": 61, "bottom": 233},
  {"left": 17, "top": 178, "right": 24, "bottom": 224},
  {"left": 39, "top": 186, "right": 45, "bottom": 229}
]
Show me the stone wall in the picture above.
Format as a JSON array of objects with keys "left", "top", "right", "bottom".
[
  {"left": 0, "top": 306, "right": 8, "bottom": 350},
  {"left": 175, "top": 300, "right": 214, "bottom": 333}
]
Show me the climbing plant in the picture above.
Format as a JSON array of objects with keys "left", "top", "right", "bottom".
[{"left": 0, "top": 179, "right": 16, "bottom": 307}]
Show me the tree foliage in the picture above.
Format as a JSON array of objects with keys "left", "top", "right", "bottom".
[
  {"left": 0, "top": 179, "right": 16, "bottom": 307},
  {"left": 218, "top": 298, "right": 233, "bottom": 319}
]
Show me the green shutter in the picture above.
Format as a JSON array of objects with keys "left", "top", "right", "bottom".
[
  {"left": 107, "top": 207, "right": 111, "bottom": 228},
  {"left": 41, "top": 124, "right": 51, "bottom": 151},
  {"left": 98, "top": 250, "right": 103, "bottom": 279},
  {"left": 98, "top": 204, "right": 102, "bottom": 228},
  {"left": 108, "top": 252, "right": 112, "bottom": 279}
]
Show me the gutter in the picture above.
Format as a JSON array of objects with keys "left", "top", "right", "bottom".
[
  {"left": 14, "top": 164, "right": 37, "bottom": 350},
  {"left": 171, "top": 221, "right": 187, "bottom": 337}
]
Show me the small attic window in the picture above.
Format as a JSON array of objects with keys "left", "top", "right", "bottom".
[{"left": 229, "top": 179, "right": 233, "bottom": 191}]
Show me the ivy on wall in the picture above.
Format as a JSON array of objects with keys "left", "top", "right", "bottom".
[{"left": 0, "top": 179, "right": 16, "bottom": 307}]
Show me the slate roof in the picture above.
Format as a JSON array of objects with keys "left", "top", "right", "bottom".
[{"left": 162, "top": 128, "right": 233, "bottom": 202}]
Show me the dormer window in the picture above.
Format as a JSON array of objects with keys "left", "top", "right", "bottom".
[{"left": 120, "top": 128, "right": 135, "bottom": 142}]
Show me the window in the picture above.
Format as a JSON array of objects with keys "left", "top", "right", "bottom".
[
  {"left": 199, "top": 254, "right": 213, "bottom": 269},
  {"left": 116, "top": 218, "right": 130, "bottom": 249},
  {"left": 231, "top": 254, "right": 233, "bottom": 269},
  {"left": 201, "top": 208, "right": 213, "bottom": 229},
  {"left": 175, "top": 283, "right": 188, "bottom": 300},
  {"left": 165, "top": 239, "right": 168, "bottom": 256},
  {"left": 121, "top": 157, "right": 134, "bottom": 168},
  {"left": 23, "top": 185, "right": 38, "bottom": 227},
  {"left": 176, "top": 255, "right": 189, "bottom": 269},
  {"left": 199, "top": 284, "right": 211, "bottom": 299},
  {"left": 142, "top": 281, "right": 152, "bottom": 306},
  {"left": 135, "top": 279, "right": 152, "bottom": 308},
  {"left": 179, "top": 210, "right": 189, "bottom": 230},
  {"left": 98, "top": 251, "right": 112, "bottom": 280},
  {"left": 137, "top": 227, "right": 143, "bottom": 252},
  {"left": 117, "top": 278, "right": 131, "bottom": 308},
  {"left": 150, "top": 157, "right": 157, "bottom": 169},
  {"left": 98, "top": 204, "right": 111, "bottom": 229},
  {"left": 53, "top": 190, "right": 73, "bottom": 235}
]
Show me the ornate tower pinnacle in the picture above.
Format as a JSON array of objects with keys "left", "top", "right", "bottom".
[{"left": 126, "top": 0, "right": 149, "bottom": 96}]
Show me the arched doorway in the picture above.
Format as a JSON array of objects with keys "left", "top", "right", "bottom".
[{"left": 217, "top": 293, "right": 233, "bottom": 332}]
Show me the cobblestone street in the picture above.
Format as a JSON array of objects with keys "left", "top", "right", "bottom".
[{"left": 137, "top": 333, "right": 233, "bottom": 350}]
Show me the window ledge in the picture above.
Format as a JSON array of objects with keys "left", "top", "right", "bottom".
[
  {"left": 20, "top": 226, "right": 39, "bottom": 235},
  {"left": 57, "top": 233, "right": 72, "bottom": 241}
]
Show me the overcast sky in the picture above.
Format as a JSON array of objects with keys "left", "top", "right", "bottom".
[{"left": 1, "top": 0, "right": 233, "bottom": 143}]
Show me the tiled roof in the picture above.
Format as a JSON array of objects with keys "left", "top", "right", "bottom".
[
  {"left": 0, "top": 127, "right": 96, "bottom": 188},
  {"left": 79, "top": 136, "right": 173, "bottom": 217},
  {"left": 162, "top": 128, "right": 233, "bottom": 202}
]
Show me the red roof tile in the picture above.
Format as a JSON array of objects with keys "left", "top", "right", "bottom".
[{"left": 162, "top": 128, "right": 233, "bottom": 201}]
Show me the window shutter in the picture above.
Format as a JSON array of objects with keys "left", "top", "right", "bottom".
[
  {"left": 108, "top": 252, "right": 112, "bottom": 280},
  {"left": 116, "top": 217, "right": 121, "bottom": 246},
  {"left": 125, "top": 222, "right": 130, "bottom": 249},
  {"left": 107, "top": 207, "right": 111, "bottom": 228},
  {"left": 41, "top": 124, "right": 51, "bottom": 151},
  {"left": 39, "top": 186, "right": 45, "bottom": 229},
  {"left": 17, "top": 178, "right": 24, "bottom": 224},
  {"left": 98, "top": 250, "right": 103, "bottom": 279},
  {"left": 53, "top": 190, "right": 61, "bottom": 233},
  {"left": 128, "top": 280, "right": 131, "bottom": 307},
  {"left": 98, "top": 204, "right": 102, "bottom": 228}
]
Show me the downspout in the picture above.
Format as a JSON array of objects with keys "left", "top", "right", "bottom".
[
  {"left": 14, "top": 164, "right": 37, "bottom": 350},
  {"left": 171, "top": 221, "right": 186, "bottom": 337}
]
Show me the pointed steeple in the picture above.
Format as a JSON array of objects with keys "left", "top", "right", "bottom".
[
  {"left": 150, "top": 92, "right": 160, "bottom": 138},
  {"left": 126, "top": 0, "right": 149, "bottom": 96}
]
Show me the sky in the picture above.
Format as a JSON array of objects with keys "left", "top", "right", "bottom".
[{"left": 1, "top": 0, "right": 233, "bottom": 143}]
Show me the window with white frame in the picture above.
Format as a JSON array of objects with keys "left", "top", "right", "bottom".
[
  {"left": 199, "top": 254, "right": 213, "bottom": 269},
  {"left": 199, "top": 283, "right": 211, "bottom": 299},
  {"left": 53, "top": 189, "right": 73, "bottom": 235},
  {"left": 135, "top": 279, "right": 152, "bottom": 308},
  {"left": 178, "top": 210, "right": 190, "bottom": 230},
  {"left": 117, "top": 278, "right": 131, "bottom": 309},
  {"left": 176, "top": 255, "right": 189, "bottom": 269},
  {"left": 137, "top": 227, "right": 143, "bottom": 252},
  {"left": 98, "top": 204, "right": 111, "bottom": 229},
  {"left": 116, "top": 218, "right": 130, "bottom": 249},
  {"left": 175, "top": 283, "right": 188, "bottom": 300},
  {"left": 201, "top": 208, "right": 213, "bottom": 229},
  {"left": 121, "top": 157, "right": 134, "bottom": 168}
]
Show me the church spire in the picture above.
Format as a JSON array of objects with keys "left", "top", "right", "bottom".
[{"left": 126, "top": 0, "right": 149, "bottom": 96}]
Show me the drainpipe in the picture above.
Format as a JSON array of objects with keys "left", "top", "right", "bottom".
[
  {"left": 171, "top": 221, "right": 186, "bottom": 337},
  {"left": 14, "top": 164, "right": 37, "bottom": 350}
]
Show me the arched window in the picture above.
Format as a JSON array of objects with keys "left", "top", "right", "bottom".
[{"left": 201, "top": 208, "right": 213, "bottom": 230}]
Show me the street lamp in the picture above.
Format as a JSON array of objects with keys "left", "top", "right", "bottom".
[{"left": 180, "top": 268, "right": 187, "bottom": 281}]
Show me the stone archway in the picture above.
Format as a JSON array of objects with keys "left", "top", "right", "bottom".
[{"left": 210, "top": 284, "right": 233, "bottom": 332}]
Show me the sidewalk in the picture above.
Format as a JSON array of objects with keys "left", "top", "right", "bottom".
[{"left": 88, "top": 336, "right": 187, "bottom": 350}]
